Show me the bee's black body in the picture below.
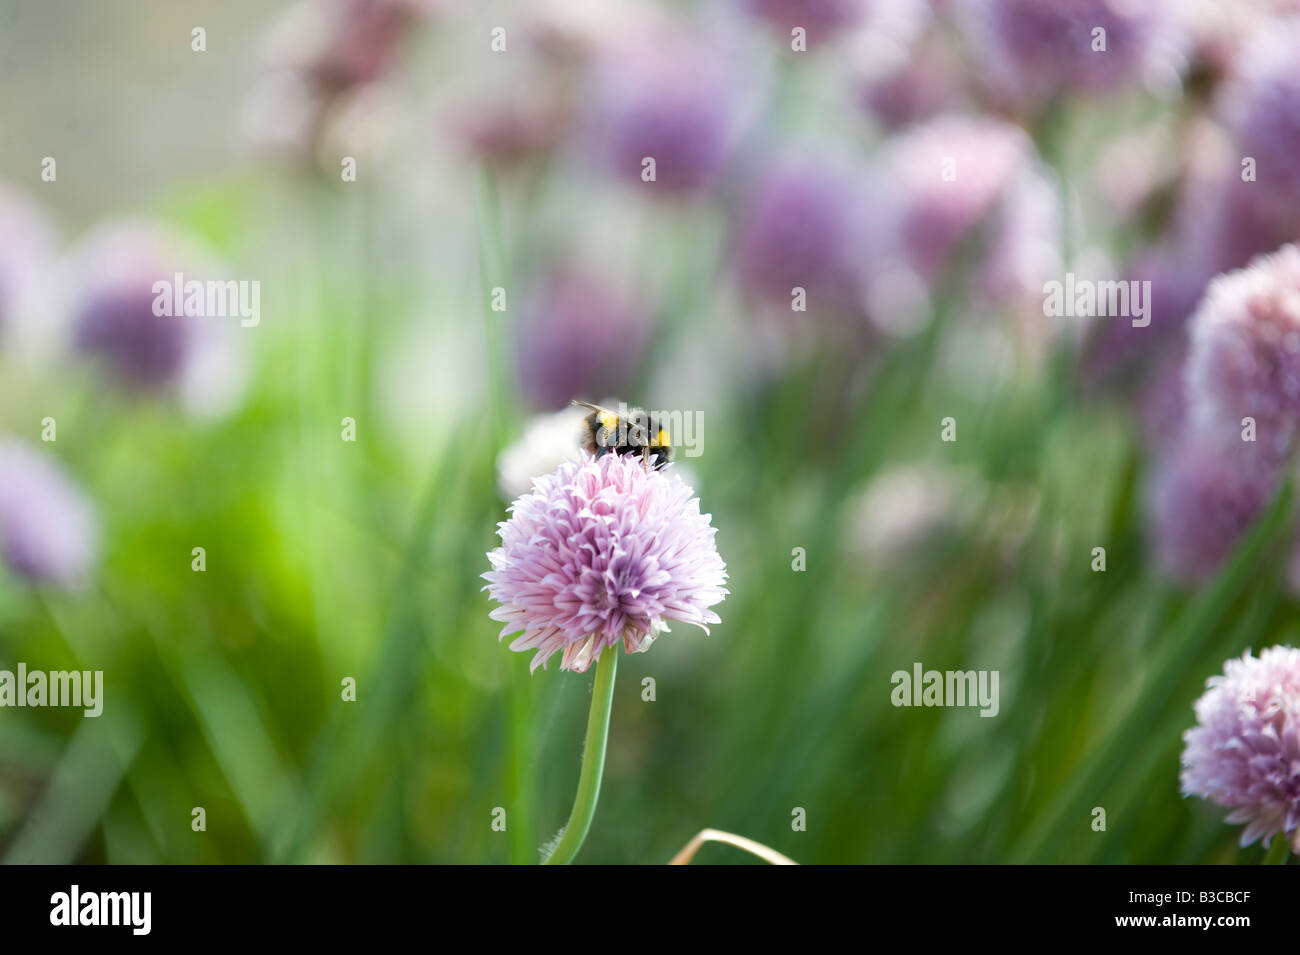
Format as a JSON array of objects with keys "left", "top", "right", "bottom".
[{"left": 572, "top": 400, "right": 673, "bottom": 470}]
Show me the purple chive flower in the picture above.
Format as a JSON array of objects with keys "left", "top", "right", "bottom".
[
  {"left": 956, "top": 0, "right": 1178, "bottom": 101},
  {"left": 1147, "top": 434, "right": 1283, "bottom": 582},
  {"left": 454, "top": 97, "right": 565, "bottom": 169},
  {"left": 483, "top": 453, "right": 728, "bottom": 673},
  {"left": 0, "top": 438, "right": 98, "bottom": 588},
  {"left": 731, "top": 155, "right": 873, "bottom": 318},
  {"left": 582, "top": 29, "right": 746, "bottom": 195},
  {"left": 1182, "top": 645, "right": 1300, "bottom": 853},
  {"left": 1083, "top": 246, "right": 1206, "bottom": 384},
  {"left": 1221, "top": 22, "right": 1300, "bottom": 227},
  {"left": 1184, "top": 244, "right": 1300, "bottom": 458},
  {"left": 861, "top": 35, "right": 966, "bottom": 129},
  {"left": 880, "top": 116, "right": 1030, "bottom": 282},
  {"left": 1197, "top": 177, "right": 1298, "bottom": 281},
  {"left": 740, "top": 0, "right": 869, "bottom": 48},
  {"left": 0, "top": 185, "right": 56, "bottom": 339},
  {"left": 71, "top": 223, "right": 194, "bottom": 391},
  {"left": 516, "top": 268, "right": 650, "bottom": 411}
]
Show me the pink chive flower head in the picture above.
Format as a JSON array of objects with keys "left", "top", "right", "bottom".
[
  {"left": 1184, "top": 244, "right": 1300, "bottom": 459},
  {"left": 1181, "top": 645, "right": 1300, "bottom": 852},
  {"left": 483, "top": 453, "right": 728, "bottom": 673}
]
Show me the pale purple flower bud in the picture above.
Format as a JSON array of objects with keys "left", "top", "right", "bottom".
[
  {"left": 71, "top": 223, "right": 193, "bottom": 391},
  {"left": 1182, "top": 645, "right": 1300, "bottom": 853},
  {"left": 484, "top": 453, "right": 728, "bottom": 673},
  {"left": 0, "top": 438, "right": 98, "bottom": 589},
  {"left": 582, "top": 30, "right": 747, "bottom": 195},
  {"left": 731, "top": 155, "right": 873, "bottom": 319},
  {"left": 515, "top": 269, "right": 650, "bottom": 410},
  {"left": 454, "top": 98, "right": 565, "bottom": 169},
  {"left": 1184, "top": 244, "right": 1300, "bottom": 458}
]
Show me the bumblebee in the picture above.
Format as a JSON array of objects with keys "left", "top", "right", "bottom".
[{"left": 572, "top": 399, "right": 673, "bottom": 469}]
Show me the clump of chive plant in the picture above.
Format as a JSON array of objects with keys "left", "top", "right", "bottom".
[{"left": 483, "top": 451, "right": 727, "bottom": 863}]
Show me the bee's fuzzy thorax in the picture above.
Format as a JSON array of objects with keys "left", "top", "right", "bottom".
[{"left": 572, "top": 399, "right": 673, "bottom": 469}]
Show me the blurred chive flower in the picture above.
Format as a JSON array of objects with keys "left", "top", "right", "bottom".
[
  {"left": 881, "top": 116, "right": 1030, "bottom": 282},
  {"left": 956, "top": 0, "right": 1181, "bottom": 103},
  {"left": 582, "top": 29, "right": 747, "bottom": 195},
  {"left": 1222, "top": 21, "right": 1300, "bottom": 228},
  {"left": 1181, "top": 646, "right": 1300, "bottom": 853},
  {"left": 860, "top": 32, "right": 966, "bottom": 129},
  {"left": 244, "top": 0, "right": 432, "bottom": 161},
  {"left": 516, "top": 268, "right": 650, "bottom": 410},
  {"left": 484, "top": 452, "right": 727, "bottom": 673},
  {"left": 0, "top": 438, "right": 98, "bottom": 589},
  {"left": 72, "top": 223, "right": 194, "bottom": 391},
  {"left": 731, "top": 155, "right": 873, "bottom": 320},
  {"left": 69, "top": 222, "right": 248, "bottom": 417},
  {"left": 1185, "top": 244, "right": 1300, "bottom": 459},
  {"left": 1148, "top": 436, "right": 1283, "bottom": 582},
  {"left": 494, "top": 407, "right": 583, "bottom": 501}
]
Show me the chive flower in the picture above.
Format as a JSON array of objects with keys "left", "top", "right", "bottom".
[
  {"left": 484, "top": 452, "right": 727, "bottom": 673},
  {"left": 0, "top": 438, "right": 99, "bottom": 589},
  {"left": 1181, "top": 646, "right": 1300, "bottom": 853}
]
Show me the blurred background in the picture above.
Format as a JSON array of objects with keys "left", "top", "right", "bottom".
[{"left": 2, "top": 0, "right": 1300, "bottom": 864}]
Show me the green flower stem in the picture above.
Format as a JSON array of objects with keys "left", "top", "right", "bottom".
[
  {"left": 1262, "top": 837, "right": 1291, "bottom": 865},
  {"left": 543, "top": 648, "right": 618, "bottom": 865}
]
